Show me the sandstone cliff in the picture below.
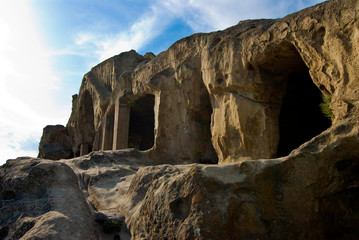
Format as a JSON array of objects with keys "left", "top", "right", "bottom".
[{"left": 2, "top": 0, "right": 359, "bottom": 239}]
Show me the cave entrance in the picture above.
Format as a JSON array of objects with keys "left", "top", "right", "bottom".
[
  {"left": 79, "top": 90, "right": 95, "bottom": 156},
  {"left": 275, "top": 45, "right": 331, "bottom": 157},
  {"left": 128, "top": 94, "right": 155, "bottom": 151},
  {"left": 193, "top": 82, "right": 218, "bottom": 164}
]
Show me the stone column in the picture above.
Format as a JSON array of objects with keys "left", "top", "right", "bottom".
[
  {"left": 92, "top": 126, "right": 102, "bottom": 151},
  {"left": 101, "top": 112, "right": 114, "bottom": 151},
  {"left": 113, "top": 102, "right": 130, "bottom": 150},
  {"left": 80, "top": 142, "right": 90, "bottom": 156}
]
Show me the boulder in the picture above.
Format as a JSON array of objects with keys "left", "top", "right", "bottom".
[
  {"left": 0, "top": 158, "right": 98, "bottom": 239},
  {"left": 38, "top": 125, "right": 73, "bottom": 160}
]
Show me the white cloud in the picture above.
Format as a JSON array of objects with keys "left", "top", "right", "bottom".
[
  {"left": 74, "top": 0, "right": 325, "bottom": 62},
  {"left": 75, "top": 4, "right": 175, "bottom": 62},
  {"left": 96, "top": 16, "right": 158, "bottom": 61},
  {"left": 0, "top": 0, "right": 70, "bottom": 165},
  {"left": 75, "top": 33, "right": 95, "bottom": 46},
  {"left": 160, "top": 0, "right": 326, "bottom": 31}
]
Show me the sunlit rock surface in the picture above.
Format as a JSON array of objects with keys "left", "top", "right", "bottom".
[{"left": 1, "top": 0, "right": 359, "bottom": 239}]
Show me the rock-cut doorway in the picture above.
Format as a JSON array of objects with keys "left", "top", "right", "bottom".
[
  {"left": 275, "top": 45, "right": 331, "bottom": 157},
  {"left": 128, "top": 94, "right": 155, "bottom": 151}
]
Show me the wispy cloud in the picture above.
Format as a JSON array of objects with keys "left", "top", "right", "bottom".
[
  {"left": 75, "top": 3, "right": 176, "bottom": 61},
  {"left": 74, "top": 0, "right": 325, "bottom": 62},
  {"left": 159, "top": 0, "right": 326, "bottom": 31},
  {"left": 0, "top": 0, "right": 69, "bottom": 164}
]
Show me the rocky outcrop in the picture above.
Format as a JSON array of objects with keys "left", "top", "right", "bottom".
[
  {"left": 135, "top": 0, "right": 358, "bottom": 164},
  {"left": 2, "top": 123, "right": 359, "bottom": 239},
  {"left": 2, "top": 0, "right": 359, "bottom": 239},
  {"left": 124, "top": 120, "right": 359, "bottom": 239},
  {"left": 38, "top": 125, "right": 73, "bottom": 160},
  {"left": 0, "top": 151, "right": 149, "bottom": 240},
  {"left": 0, "top": 158, "right": 98, "bottom": 239},
  {"left": 40, "top": 0, "right": 359, "bottom": 166},
  {"left": 66, "top": 50, "right": 149, "bottom": 157}
]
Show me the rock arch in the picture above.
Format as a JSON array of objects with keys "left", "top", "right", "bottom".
[
  {"left": 257, "top": 42, "right": 332, "bottom": 157},
  {"left": 276, "top": 64, "right": 331, "bottom": 157}
]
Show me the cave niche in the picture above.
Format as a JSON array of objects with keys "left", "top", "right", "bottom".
[
  {"left": 258, "top": 42, "right": 331, "bottom": 157},
  {"left": 128, "top": 94, "right": 155, "bottom": 151},
  {"left": 190, "top": 81, "right": 218, "bottom": 164},
  {"left": 276, "top": 68, "right": 331, "bottom": 157},
  {"left": 78, "top": 90, "right": 95, "bottom": 156},
  {"left": 277, "top": 44, "right": 331, "bottom": 157}
]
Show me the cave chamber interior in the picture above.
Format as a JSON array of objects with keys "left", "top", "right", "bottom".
[{"left": 258, "top": 43, "right": 331, "bottom": 157}]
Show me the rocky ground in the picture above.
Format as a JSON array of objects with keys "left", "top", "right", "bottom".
[{"left": 2, "top": 118, "right": 359, "bottom": 239}]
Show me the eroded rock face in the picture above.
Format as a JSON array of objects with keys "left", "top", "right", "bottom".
[
  {"left": 66, "top": 50, "right": 148, "bottom": 157},
  {"left": 2, "top": 0, "right": 359, "bottom": 239},
  {"left": 124, "top": 120, "right": 359, "bottom": 239},
  {"left": 39, "top": 0, "right": 359, "bottom": 165},
  {"left": 2, "top": 120, "right": 359, "bottom": 239},
  {"left": 0, "top": 158, "right": 98, "bottom": 239}
]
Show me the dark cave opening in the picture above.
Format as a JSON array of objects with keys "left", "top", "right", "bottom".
[
  {"left": 276, "top": 56, "right": 331, "bottom": 157},
  {"left": 78, "top": 90, "right": 95, "bottom": 156},
  {"left": 194, "top": 84, "right": 218, "bottom": 164},
  {"left": 128, "top": 94, "right": 155, "bottom": 151}
]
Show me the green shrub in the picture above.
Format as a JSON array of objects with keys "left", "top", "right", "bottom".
[
  {"left": 103, "top": 220, "right": 122, "bottom": 233},
  {"left": 320, "top": 94, "right": 334, "bottom": 121}
]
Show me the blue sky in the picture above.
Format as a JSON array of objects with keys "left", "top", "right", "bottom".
[{"left": 0, "top": 0, "right": 325, "bottom": 165}]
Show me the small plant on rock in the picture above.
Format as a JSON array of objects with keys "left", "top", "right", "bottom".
[{"left": 320, "top": 94, "right": 334, "bottom": 121}]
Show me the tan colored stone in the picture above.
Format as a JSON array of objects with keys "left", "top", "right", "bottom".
[
  {"left": 0, "top": 159, "right": 99, "bottom": 239},
  {"left": 2, "top": 122, "right": 359, "bottom": 239},
  {"left": 7, "top": 0, "right": 357, "bottom": 238},
  {"left": 113, "top": 102, "right": 130, "bottom": 150},
  {"left": 36, "top": 0, "right": 359, "bottom": 167},
  {"left": 122, "top": 120, "right": 359, "bottom": 239},
  {"left": 39, "top": 0, "right": 359, "bottom": 164}
]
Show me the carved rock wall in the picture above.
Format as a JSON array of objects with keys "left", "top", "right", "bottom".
[
  {"left": 39, "top": 0, "right": 359, "bottom": 165},
  {"left": 3, "top": 1, "right": 359, "bottom": 239},
  {"left": 40, "top": 0, "right": 359, "bottom": 165},
  {"left": 66, "top": 50, "right": 146, "bottom": 156}
]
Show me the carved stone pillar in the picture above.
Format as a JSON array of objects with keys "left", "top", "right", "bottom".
[
  {"left": 80, "top": 142, "right": 90, "bottom": 156},
  {"left": 113, "top": 102, "right": 130, "bottom": 150},
  {"left": 101, "top": 111, "right": 114, "bottom": 151}
]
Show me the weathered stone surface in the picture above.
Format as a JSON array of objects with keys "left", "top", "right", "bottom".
[
  {"left": 124, "top": 119, "right": 359, "bottom": 239},
  {"left": 0, "top": 158, "right": 98, "bottom": 239},
  {"left": 0, "top": 150, "right": 150, "bottom": 239},
  {"left": 3, "top": 119, "right": 359, "bottom": 239},
  {"left": 2, "top": 0, "right": 359, "bottom": 239},
  {"left": 66, "top": 50, "right": 148, "bottom": 157},
  {"left": 38, "top": 125, "right": 73, "bottom": 160},
  {"left": 40, "top": 0, "right": 359, "bottom": 165}
]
